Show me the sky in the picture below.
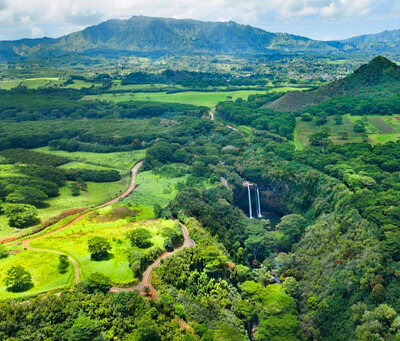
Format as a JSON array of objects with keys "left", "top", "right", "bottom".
[{"left": 0, "top": 0, "right": 399, "bottom": 41}]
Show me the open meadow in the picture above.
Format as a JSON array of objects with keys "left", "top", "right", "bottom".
[{"left": 84, "top": 88, "right": 300, "bottom": 107}]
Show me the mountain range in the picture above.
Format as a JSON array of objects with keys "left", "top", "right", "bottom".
[
  {"left": 0, "top": 16, "right": 399, "bottom": 61},
  {"left": 267, "top": 56, "right": 400, "bottom": 112}
]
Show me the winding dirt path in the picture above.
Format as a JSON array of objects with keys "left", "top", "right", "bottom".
[
  {"left": 20, "top": 161, "right": 143, "bottom": 284},
  {"left": 110, "top": 222, "right": 195, "bottom": 297},
  {"left": 209, "top": 110, "right": 215, "bottom": 121},
  {"left": 209, "top": 109, "right": 245, "bottom": 137}
]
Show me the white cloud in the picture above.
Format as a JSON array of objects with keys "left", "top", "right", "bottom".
[{"left": 30, "top": 26, "right": 44, "bottom": 38}]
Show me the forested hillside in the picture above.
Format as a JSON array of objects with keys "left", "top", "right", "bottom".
[{"left": 268, "top": 56, "right": 400, "bottom": 112}]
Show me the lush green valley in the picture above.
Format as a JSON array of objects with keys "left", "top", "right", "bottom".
[{"left": 1, "top": 14, "right": 400, "bottom": 340}]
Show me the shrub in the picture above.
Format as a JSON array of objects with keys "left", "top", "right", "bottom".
[
  {"left": 4, "top": 265, "right": 33, "bottom": 292},
  {"left": 88, "top": 237, "right": 111, "bottom": 260}
]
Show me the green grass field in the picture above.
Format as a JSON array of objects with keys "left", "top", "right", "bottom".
[
  {"left": 122, "top": 169, "right": 188, "bottom": 219},
  {"left": 0, "top": 250, "right": 74, "bottom": 300},
  {"left": 0, "top": 78, "right": 64, "bottom": 90},
  {"left": 84, "top": 88, "right": 298, "bottom": 107},
  {"left": 36, "top": 148, "right": 145, "bottom": 170},
  {"left": 0, "top": 149, "right": 145, "bottom": 238},
  {"left": 60, "top": 162, "right": 120, "bottom": 172},
  {"left": 38, "top": 178, "right": 131, "bottom": 221},
  {"left": 295, "top": 114, "right": 400, "bottom": 149},
  {"left": 30, "top": 208, "right": 175, "bottom": 284}
]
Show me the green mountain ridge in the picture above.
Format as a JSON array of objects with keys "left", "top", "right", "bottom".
[
  {"left": 267, "top": 56, "right": 400, "bottom": 112},
  {"left": 0, "top": 15, "right": 340, "bottom": 61},
  {"left": 339, "top": 29, "right": 400, "bottom": 53}
]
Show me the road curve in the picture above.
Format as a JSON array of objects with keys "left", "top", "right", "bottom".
[
  {"left": 20, "top": 161, "right": 143, "bottom": 285},
  {"left": 28, "top": 247, "right": 80, "bottom": 283},
  {"left": 110, "top": 222, "right": 195, "bottom": 297}
]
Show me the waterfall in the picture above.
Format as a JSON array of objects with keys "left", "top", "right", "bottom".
[
  {"left": 247, "top": 184, "right": 253, "bottom": 218},
  {"left": 256, "top": 186, "right": 262, "bottom": 218}
]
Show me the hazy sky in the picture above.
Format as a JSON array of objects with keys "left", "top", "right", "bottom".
[{"left": 0, "top": 0, "right": 399, "bottom": 41}]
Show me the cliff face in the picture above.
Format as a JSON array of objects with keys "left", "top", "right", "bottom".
[{"left": 234, "top": 183, "right": 290, "bottom": 217}]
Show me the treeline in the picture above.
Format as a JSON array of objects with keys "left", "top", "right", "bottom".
[
  {"left": 64, "top": 169, "right": 120, "bottom": 182},
  {"left": 304, "top": 96, "right": 400, "bottom": 116},
  {"left": 216, "top": 93, "right": 295, "bottom": 139},
  {"left": 0, "top": 149, "right": 70, "bottom": 167},
  {"left": 0, "top": 88, "right": 206, "bottom": 122},
  {"left": 121, "top": 69, "right": 269, "bottom": 87},
  {"left": 0, "top": 114, "right": 211, "bottom": 154}
]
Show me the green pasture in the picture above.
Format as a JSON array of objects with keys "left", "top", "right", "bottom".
[
  {"left": 123, "top": 169, "right": 188, "bottom": 219},
  {"left": 59, "top": 161, "right": 120, "bottom": 172},
  {"left": 36, "top": 147, "right": 145, "bottom": 170},
  {"left": 0, "top": 78, "right": 64, "bottom": 90},
  {"left": 0, "top": 250, "right": 74, "bottom": 300},
  {"left": 84, "top": 90, "right": 276, "bottom": 107},
  {"left": 38, "top": 177, "right": 131, "bottom": 221},
  {"left": 30, "top": 209, "right": 174, "bottom": 284}
]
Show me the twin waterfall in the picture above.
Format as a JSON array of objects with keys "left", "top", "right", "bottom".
[{"left": 247, "top": 184, "right": 262, "bottom": 218}]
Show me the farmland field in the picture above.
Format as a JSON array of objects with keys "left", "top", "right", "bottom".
[
  {"left": 84, "top": 88, "right": 302, "bottom": 107},
  {"left": 295, "top": 114, "right": 400, "bottom": 149},
  {"left": 0, "top": 78, "right": 64, "bottom": 89}
]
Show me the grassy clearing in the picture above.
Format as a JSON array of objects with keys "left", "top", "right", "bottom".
[
  {"left": 0, "top": 250, "right": 74, "bottom": 300},
  {"left": 0, "top": 80, "right": 22, "bottom": 90},
  {"left": 35, "top": 147, "right": 146, "bottom": 170},
  {"left": 0, "top": 78, "right": 64, "bottom": 90},
  {"left": 122, "top": 169, "right": 188, "bottom": 219},
  {"left": 85, "top": 90, "right": 274, "bottom": 107},
  {"left": 30, "top": 209, "right": 175, "bottom": 284},
  {"left": 38, "top": 177, "right": 131, "bottom": 221},
  {"left": 0, "top": 164, "right": 26, "bottom": 177},
  {"left": 60, "top": 162, "right": 120, "bottom": 172}
]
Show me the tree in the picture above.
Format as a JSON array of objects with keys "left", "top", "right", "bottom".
[
  {"left": 276, "top": 214, "right": 307, "bottom": 251},
  {"left": 314, "top": 112, "right": 328, "bottom": 126},
  {"left": 0, "top": 244, "right": 8, "bottom": 259},
  {"left": 126, "top": 228, "right": 152, "bottom": 248},
  {"left": 135, "top": 317, "right": 161, "bottom": 341},
  {"left": 88, "top": 236, "right": 111, "bottom": 260},
  {"left": 69, "top": 183, "right": 80, "bottom": 196},
  {"left": 86, "top": 272, "right": 112, "bottom": 293},
  {"left": 309, "top": 131, "right": 330, "bottom": 147},
  {"left": 66, "top": 315, "right": 102, "bottom": 341},
  {"left": 353, "top": 119, "right": 366, "bottom": 133},
  {"left": 58, "top": 255, "right": 70, "bottom": 274},
  {"left": 244, "top": 223, "right": 274, "bottom": 264},
  {"left": 5, "top": 204, "right": 40, "bottom": 228},
  {"left": 338, "top": 130, "right": 349, "bottom": 140},
  {"left": 4, "top": 265, "right": 33, "bottom": 292},
  {"left": 301, "top": 113, "right": 313, "bottom": 122},
  {"left": 6, "top": 186, "right": 48, "bottom": 206},
  {"left": 372, "top": 284, "right": 386, "bottom": 303},
  {"left": 334, "top": 115, "right": 343, "bottom": 125},
  {"left": 282, "top": 277, "right": 300, "bottom": 298}
]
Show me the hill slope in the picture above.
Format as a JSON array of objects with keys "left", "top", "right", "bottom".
[
  {"left": 267, "top": 56, "right": 400, "bottom": 112},
  {"left": 0, "top": 16, "right": 338, "bottom": 61}
]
